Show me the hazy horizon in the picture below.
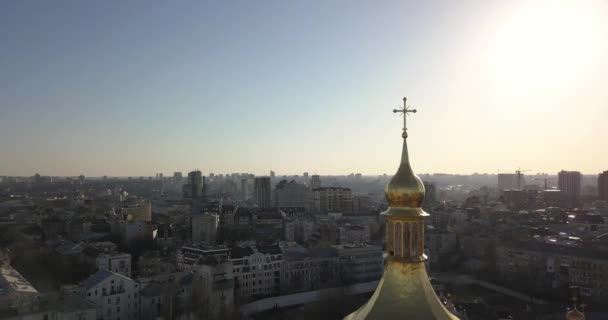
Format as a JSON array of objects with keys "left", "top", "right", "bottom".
[{"left": 2, "top": 0, "right": 607, "bottom": 177}]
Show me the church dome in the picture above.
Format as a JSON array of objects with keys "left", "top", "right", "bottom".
[{"left": 385, "top": 159, "right": 425, "bottom": 208}]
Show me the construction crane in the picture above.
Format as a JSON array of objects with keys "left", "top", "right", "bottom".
[{"left": 515, "top": 168, "right": 531, "bottom": 190}]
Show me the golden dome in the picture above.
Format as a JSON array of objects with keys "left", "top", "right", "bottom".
[
  {"left": 126, "top": 213, "right": 134, "bottom": 222},
  {"left": 566, "top": 308, "right": 585, "bottom": 320},
  {"left": 384, "top": 140, "right": 425, "bottom": 209}
]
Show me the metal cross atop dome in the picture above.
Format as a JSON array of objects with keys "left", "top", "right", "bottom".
[{"left": 393, "top": 97, "right": 417, "bottom": 138}]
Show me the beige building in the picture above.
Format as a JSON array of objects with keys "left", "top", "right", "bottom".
[
  {"left": 312, "top": 187, "right": 353, "bottom": 213},
  {"left": 230, "top": 245, "right": 283, "bottom": 299},
  {"left": 120, "top": 200, "right": 151, "bottom": 223}
]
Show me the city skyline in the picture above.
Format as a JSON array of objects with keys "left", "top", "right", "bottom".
[{"left": 2, "top": 0, "right": 607, "bottom": 176}]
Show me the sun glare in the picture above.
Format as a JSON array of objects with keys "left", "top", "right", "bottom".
[{"left": 486, "top": 0, "right": 607, "bottom": 99}]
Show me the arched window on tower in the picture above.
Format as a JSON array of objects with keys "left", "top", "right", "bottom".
[
  {"left": 411, "top": 222, "right": 418, "bottom": 257},
  {"left": 395, "top": 223, "right": 402, "bottom": 257},
  {"left": 418, "top": 222, "right": 424, "bottom": 255},
  {"left": 387, "top": 221, "right": 394, "bottom": 256},
  {"left": 403, "top": 222, "right": 410, "bottom": 257}
]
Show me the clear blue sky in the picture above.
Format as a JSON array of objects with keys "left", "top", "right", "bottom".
[{"left": 1, "top": 0, "right": 607, "bottom": 176}]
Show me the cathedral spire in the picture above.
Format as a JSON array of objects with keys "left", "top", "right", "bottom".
[{"left": 344, "top": 97, "right": 458, "bottom": 320}]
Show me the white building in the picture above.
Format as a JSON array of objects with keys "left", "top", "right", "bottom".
[
  {"left": 332, "top": 243, "right": 383, "bottom": 284},
  {"left": 230, "top": 245, "right": 283, "bottom": 299},
  {"left": 81, "top": 270, "right": 140, "bottom": 320},
  {"left": 96, "top": 253, "right": 132, "bottom": 278},
  {"left": 339, "top": 224, "right": 370, "bottom": 244}
]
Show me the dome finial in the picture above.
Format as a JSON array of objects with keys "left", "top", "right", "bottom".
[
  {"left": 386, "top": 97, "right": 424, "bottom": 210},
  {"left": 392, "top": 96, "right": 417, "bottom": 138}
]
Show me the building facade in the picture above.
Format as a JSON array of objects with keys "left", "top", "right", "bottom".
[
  {"left": 192, "top": 212, "right": 219, "bottom": 245},
  {"left": 183, "top": 170, "right": 205, "bottom": 200},
  {"left": 81, "top": 270, "right": 140, "bottom": 320},
  {"left": 230, "top": 245, "right": 283, "bottom": 299},
  {"left": 254, "top": 177, "right": 272, "bottom": 208},
  {"left": 558, "top": 170, "right": 582, "bottom": 207},
  {"left": 96, "top": 253, "right": 132, "bottom": 278},
  {"left": 599, "top": 170, "right": 608, "bottom": 201},
  {"left": 273, "top": 180, "right": 312, "bottom": 210},
  {"left": 281, "top": 246, "right": 339, "bottom": 293},
  {"left": 312, "top": 187, "right": 353, "bottom": 213},
  {"left": 332, "top": 244, "right": 383, "bottom": 285}
]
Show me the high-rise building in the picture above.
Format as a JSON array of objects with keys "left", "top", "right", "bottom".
[
  {"left": 78, "top": 174, "right": 85, "bottom": 185},
  {"left": 599, "top": 171, "right": 608, "bottom": 201},
  {"left": 422, "top": 181, "right": 436, "bottom": 208},
  {"left": 497, "top": 173, "right": 520, "bottom": 190},
  {"left": 344, "top": 98, "right": 458, "bottom": 319},
  {"left": 558, "top": 170, "right": 582, "bottom": 207},
  {"left": 310, "top": 175, "right": 321, "bottom": 189},
  {"left": 270, "top": 170, "right": 275, "bottom": 179},
  {"left": 191, "top": 212, "right": 219, "bottom": 245},
  {"left": 173, "top": 171, "right": 183, "bottom": 186},
  {"left": 254, "top": 177, "right": 272, "bottom": 208},
  {"left": 183, "top": 170, "right": 205, "bottom": 200},
  {"left": 273, "top": 180, "right": 312, "bottom": 209},
  {"left": 312, "top": 187, "right": 352, "bottom": 213}
]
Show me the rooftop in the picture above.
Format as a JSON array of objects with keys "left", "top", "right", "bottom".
[
  {"left": 0, "top": 266, "right": 38, "bottom": 296},
  {"left": 81, "top": 269, "right": 134, "bottom": 290}
]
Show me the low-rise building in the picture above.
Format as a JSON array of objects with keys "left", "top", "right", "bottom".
[
  {"left": 81, "top": 270, "right": 140, "bottom": 320},
  {"left": 424, "top": 226, "right": 457, "bottom": 266},
  {"left": 496, "top": 240, "right": 608, "bottom": 300},
  {"left": 281, "top": 245, "right": 339, "bottom": 293},
  {"left": 177, "top": 245, "right": 230, "bottom": 271},
  {"left": 96, "top": 253, "right": 132, "bottom": 278},
  {"left": 338, "top": 224, "right": 370, "bottom": 244},
  {"left": 332, "top": 243, "right": 383, "bottom": 284},
  {"left": 230, "top": 245, "right": 283, "bottom": 299}
]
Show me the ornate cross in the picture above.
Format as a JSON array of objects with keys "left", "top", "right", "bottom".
[{"left": 393, "top": 97, "right": 417, "bottom": 138}]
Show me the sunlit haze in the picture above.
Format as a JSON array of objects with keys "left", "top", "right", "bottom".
[{"left": 1, "top": 0, "right": 607, "bottom": 176}]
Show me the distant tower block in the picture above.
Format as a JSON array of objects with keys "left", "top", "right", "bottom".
[{"left": 310, "top": 175, "right": 321, "bottom": 189}]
